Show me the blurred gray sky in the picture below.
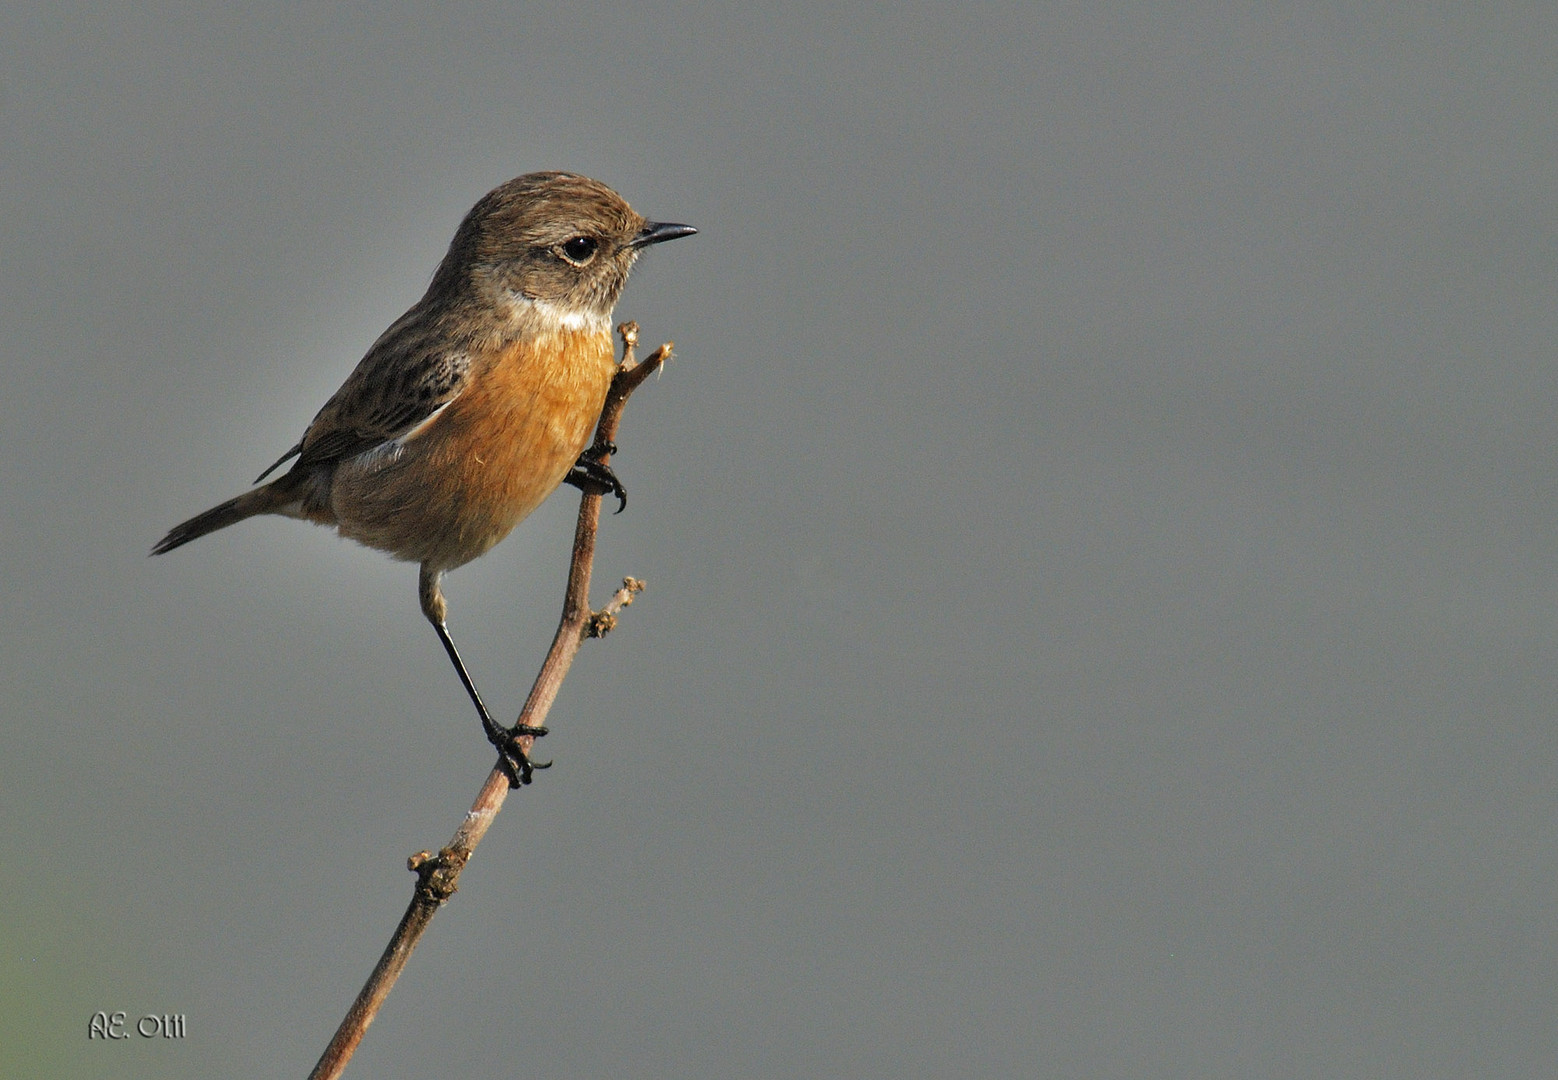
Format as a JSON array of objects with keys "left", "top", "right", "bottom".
[{"left": 5, "top": 3, "right": 1558, "bottom": 1077}]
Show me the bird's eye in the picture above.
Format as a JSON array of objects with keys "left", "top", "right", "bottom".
[{"left": 560, "top": 236, "right": 598, "bottom": 264}]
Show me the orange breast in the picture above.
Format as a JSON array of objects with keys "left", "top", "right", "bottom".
[{"left": 328, "top": 327, "right": 616, "bottom": 569}]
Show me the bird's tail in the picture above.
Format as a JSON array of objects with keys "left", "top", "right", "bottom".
[{"left": 151, "top": 482, "right": 297, "bottom": 556}]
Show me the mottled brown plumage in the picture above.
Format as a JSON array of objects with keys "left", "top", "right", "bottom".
[{"left": 153, "top": 172, "right": 695, "bottom": 784}]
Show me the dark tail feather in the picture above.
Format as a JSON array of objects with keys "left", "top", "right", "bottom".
[{"left": 151, "top": 483, "right": 294, "bottom": 556}]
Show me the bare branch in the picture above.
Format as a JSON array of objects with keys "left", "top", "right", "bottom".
[{"left": 308, "top": 323, "right": 672, "bottom": 1080}]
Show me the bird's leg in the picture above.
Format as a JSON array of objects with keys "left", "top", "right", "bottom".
[
  {"left": 419, "top": 566, "right": 549, "bottom": 787},
  {"left": 564, "top": 440, "right": 626, "bottom": 513}
]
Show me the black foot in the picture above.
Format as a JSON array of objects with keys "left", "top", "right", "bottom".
[
  {"left": 565, "top": 443, "right": 626, "bottom": 513},
  {"left": 489, "top": 723, "right": 551, "bottom": 788}
]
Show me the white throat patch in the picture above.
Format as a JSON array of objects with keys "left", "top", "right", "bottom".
[{"left": 505, "top": 293, "right": 610, "bottom": 334}]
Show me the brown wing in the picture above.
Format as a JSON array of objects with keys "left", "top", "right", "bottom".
[{"left": 265, "top": 311, "right": 473, "bottom": 479}]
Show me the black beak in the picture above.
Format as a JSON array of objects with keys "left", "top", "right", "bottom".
[{"left": 630, "top": 221, "right": 698, "bottom": 248}]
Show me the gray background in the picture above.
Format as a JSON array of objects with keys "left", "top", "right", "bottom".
[{"left": 4, "top": 3, "right": 1556, "bottom": 1077}]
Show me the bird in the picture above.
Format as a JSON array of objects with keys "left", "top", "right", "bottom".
[{"left": 152, "top": 172, "right": 696, "bottom": 785}]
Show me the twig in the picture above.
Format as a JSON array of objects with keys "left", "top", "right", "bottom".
[{"left": 307, "top": 322, "right": 671, "bottom": 1080}]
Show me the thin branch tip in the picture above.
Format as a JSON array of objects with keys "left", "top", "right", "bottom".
[{"left": 587, "top": 579, "right": 645, "bottom": 638}]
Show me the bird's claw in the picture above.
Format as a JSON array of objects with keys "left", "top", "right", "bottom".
[
  {"left": 565, "top": 445, "right": 626, "bottom": 513},
  {"left": 488, "top": 723, "right": 551, "bottom": 788}
]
